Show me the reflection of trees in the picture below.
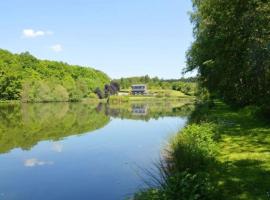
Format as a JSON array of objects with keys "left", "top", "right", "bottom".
[
  {"left": 104, "top": 102, "right": 193, "bottom": 121},
  {"left": 0, "top": 102, "right": 193, "bottom": 154},
  {"left": 0, "top": 103, "right": 110, "bottom": 154}
]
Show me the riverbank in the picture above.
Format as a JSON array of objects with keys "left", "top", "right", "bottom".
[
  {"left": 0, "top": 89, "right": 193, "bottom": 105},
  {"left": 134, "top": 101, "right": 270, "bottom": 200}
]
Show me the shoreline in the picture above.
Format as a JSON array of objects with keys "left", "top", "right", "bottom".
[{"left": 134, "top": 100, "right": 270, "bottom": 200}]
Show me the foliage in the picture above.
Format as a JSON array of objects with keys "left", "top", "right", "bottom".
[
  {"left": 94, "top": 81, "right": 120, "bottom": 99},
  {"left": 168, "top": 123, "right": 218, "bottom": 173},
  {"left": 0, "top": 49, "right": 110, "bottom": 102},
  {"left": 186, "top": 0, "right": 270, "bottom": 111},
  {"left": 109, "top": 95, "right": 129, "bottom": 104},
  {"left": 172, "top": 82, "right": 197, "bottom": 96},
  {"left": 190, "top": 101, "right": 270, "bottom": 199},
  {"left": 106, "top": 102, "right": 194, "bottom": 121},
  {"left": 104, "top": 81, "right": 120, "bottom": 97},
  {"left": 114, "top": 76, "right": 197, "bottom": 91},
  {"left": 134, "top": 100, "right": 270, "bottom": 200},
  {"left": 94, "top": 87, "right": 104, "bottom": 99},
  {"left": 134, "top": 171, "right": 213, "bottom": 200},
  {"left": 133, "top": 122, "right": 218, "bottom": 200},
  {"left": 0, "top": 103, "right": 110, "bottom": 153}
]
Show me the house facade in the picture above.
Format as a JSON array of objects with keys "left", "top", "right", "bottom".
[{"left": 131, "top": 84, "right": 147, "bottom": 95}]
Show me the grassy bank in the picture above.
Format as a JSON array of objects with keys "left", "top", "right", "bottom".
[
  {"left": 118, "top": 89, "right": 190, "bottom": 98},
  {"left": 134, "top": 101, "right": 270, "bottom": 200}
]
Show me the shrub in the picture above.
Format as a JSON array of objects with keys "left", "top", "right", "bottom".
[
  {"left": 94, "top": 87, "right": 104, "bottom": 99},
  {"left": 133, "top": 123, "right": 218, "bottom": 200},
  {"left": 134, "top": 171, "right": 213, "bottom": 200},
  {"left": 109, "top": 96, "right": 129, "bottom": 104},
  {"left": 168, "top": 123, "right": 217, "bottom": 173}
]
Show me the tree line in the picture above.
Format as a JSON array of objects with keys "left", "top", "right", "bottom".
[
  {"left": 114, "top": 76, "right": 197, "bottom": 96},
  {"left": 0, "top": 49, "right": 110, "bottom": 102},
  {"left": 186, "top": 0, "right": 270, "bottom": 115}
]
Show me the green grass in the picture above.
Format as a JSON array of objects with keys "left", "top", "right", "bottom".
[
  {"left": 108, "top": 89, "right": 194, "bottom": 105},
  {"left": 134, "top": 101, "right": 270, "bottom": 200},
  {"left": 203, "top": 102, "right": 270, "bottom": 199},
  {"left": 119, "top": 89, "right": 188, "bottom": 98},
  {"left": 148, "top": 89, "right": 187, "bottom": 97}
]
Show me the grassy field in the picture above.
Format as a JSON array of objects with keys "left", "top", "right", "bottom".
[
  {"left": 119, "top": 89, "right": 188, "bottom": 97},
  {"left": 134, "top": 101, "right": 270, "bottom": 200},
  {"left": 187, "top": 102, "right": 270, "bottom": 199},
  {"left": 205, "top": 102, "right": 270, "bottom": 199},
  {"left": 115, "top": 89, "right": 193, "bottom": 104}
]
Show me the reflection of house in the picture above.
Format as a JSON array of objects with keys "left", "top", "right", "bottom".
[
  {"left": 132, "top": 105, "right": 148, "bottom": 115},
  {"left": 131, "top": 84, "right": 147, "bottom": 95}
]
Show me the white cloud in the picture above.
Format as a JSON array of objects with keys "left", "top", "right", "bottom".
[
  {"left": 22, "top": 29, "right": 53, "bottom": 38},
  {"left": 51, "top": 143, "right": 63, "bottom": 153},
  {"left": 24, "top": 158, "right": 53, "bottom": 167},
  {"left": 50, "top": 44, "right": 63, "bottom": 52}
]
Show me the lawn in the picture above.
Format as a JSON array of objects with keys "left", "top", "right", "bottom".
[
  {"left": 206, "top": 102, "right": 270, "bottom": 199},
  {"left": 134, "top": 101, "right": 270, "bottom": 200},
  {"left": 117, "top": 89, "right": 192, "bottom": 101}
]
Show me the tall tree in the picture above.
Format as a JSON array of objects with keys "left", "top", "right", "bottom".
[{"left": 186, "top": 0, "right": 270, "bottom": 108}]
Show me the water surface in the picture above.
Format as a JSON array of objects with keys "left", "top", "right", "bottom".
[{"left": 0, "top": 102, "right": 192, "bottom": 200}]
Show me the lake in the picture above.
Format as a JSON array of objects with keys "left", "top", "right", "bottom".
[{"left": 0, "top": 101, "right": 192, "bottom": 200}]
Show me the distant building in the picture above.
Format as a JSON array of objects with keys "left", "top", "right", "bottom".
[{"left": 131, "top": 84, "right": 147, "bottom": 95}]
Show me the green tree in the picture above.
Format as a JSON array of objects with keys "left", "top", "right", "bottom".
[
  {"left": 186, "top": 0, "right": 270, "bottom": 110},
  {"left": 0, "top": 49, "right": 110, "bottom": 102}
]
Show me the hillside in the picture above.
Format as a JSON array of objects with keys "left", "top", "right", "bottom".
[{"left": 0, "top": 49, "right": 110, "bottom": 102}]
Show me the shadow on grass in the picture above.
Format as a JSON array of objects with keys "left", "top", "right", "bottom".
[
  {"left": 133, "top": 101, "right": 270, "bottom": 200},
  {"left": 190, "top": 101, "right": 270, "bottom": 200}
]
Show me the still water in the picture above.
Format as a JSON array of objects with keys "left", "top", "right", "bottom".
[{"left": 0, "top": 102, "right": 192, "bottom": 200}]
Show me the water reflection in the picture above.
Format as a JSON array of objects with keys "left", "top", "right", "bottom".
[
  {"left": 104, "top": 101, "right": 193, "bottom": 121},
  {"left": 132, "top": 104, "right": 148, "bottom": 116},
  {"left": 0, "top": 102, "right": 193, "bottom": 154},
  {"left": 51, "top": 142, "right": 63, "bottom": 153},
  {"left": 24, "top": 158, "right": 54, "bottom": 167},
  {"left": 0, "top": 101, "right": 192, "bottom": 200},
  {"left": 0, "top": 103, "right": 110, "bottom": 154}
]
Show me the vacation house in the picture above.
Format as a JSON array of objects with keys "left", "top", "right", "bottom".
[{"left": 131, "top": 84, "right": 147, "bottom": 95}]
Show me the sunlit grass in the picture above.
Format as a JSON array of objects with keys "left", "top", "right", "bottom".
[
  {"left": 194, "top": 101, "right": 270, "bottom": 200},
  {"left": 134, "top": 101, "right": 270, "bottom": 200}
]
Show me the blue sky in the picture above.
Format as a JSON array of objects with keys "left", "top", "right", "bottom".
[{"left": 0, "top": 0, "right": 194, "bottom": 79}]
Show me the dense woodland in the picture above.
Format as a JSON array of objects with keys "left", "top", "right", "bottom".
[
  {"left": 0, "top": 49, "right": 110, "bottom": 102},
  {"left": 186, "top": 0, "right": 270, "bottom": 114}
]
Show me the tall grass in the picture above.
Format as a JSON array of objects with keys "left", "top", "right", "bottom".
[
  {"left": 133, "top": 123, "right": 219, "bottom": 200},
  {"left": 134, "top": 101, "right": 270, "bottom": 200}
]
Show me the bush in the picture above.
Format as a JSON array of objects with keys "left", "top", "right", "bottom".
[
  {"left": 94, "top": 87, "right": 104, "bottom": 99},
  {"left": 133, "top": 123, "right": 218, "bottom": 200},
  {"left": 109, "top": 96, "right": 129, "bottom": 104},
  {"left": 169, "top": 123, "right": 217, "bottom": 173},
  {"left": 134, "top": 171, "right": 213, "bottom": 200}
]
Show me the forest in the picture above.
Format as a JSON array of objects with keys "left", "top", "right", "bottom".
[
  {"left": 186, "top": 0, "right": 270, "bottom": 115},
  {"left": 0, "top": 49, "right": 110, "bottom": 102}
]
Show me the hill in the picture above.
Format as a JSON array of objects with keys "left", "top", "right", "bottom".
[{"left": 0, "top": 49, "right": 110, "bottom": 102}]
